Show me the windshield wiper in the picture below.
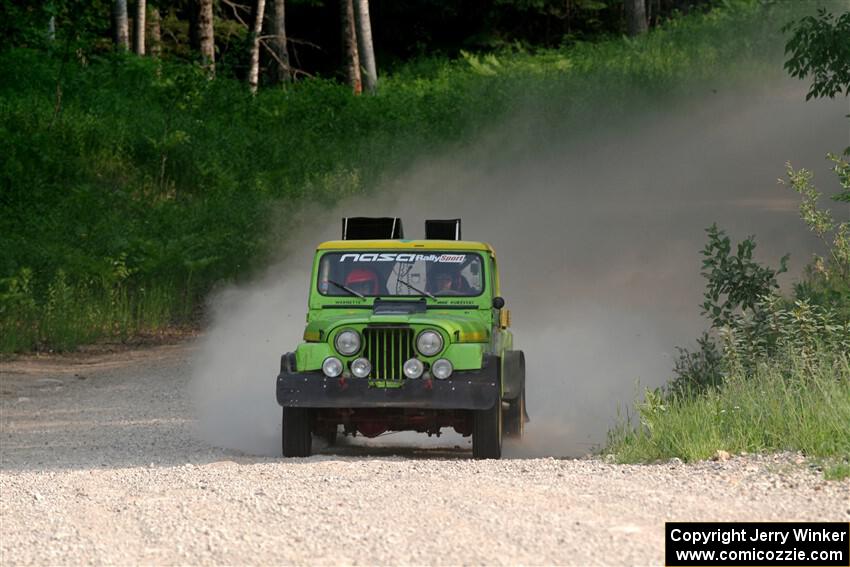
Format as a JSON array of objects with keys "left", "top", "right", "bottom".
[
  {"left": 397, "top": 279, "right": 436, "bottom": 299},
  {"left": 328, "top": 279, "right": 366, "bottom": 299}
]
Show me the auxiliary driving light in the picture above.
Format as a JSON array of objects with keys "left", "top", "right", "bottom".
[
  {"left": 403, "top": 358, "right": 425, "bottom": 379},
  {"left": 416, "top": 330, "right": 443, "bottom": 356},
  {"left": 431, "top": 359, "right": 453, "bottom": 380},
  {"left": 322, "top": 357, "right": 344, "bottom": 378},
  {"left": 350, "top": 357, "right": 371, "bottom": 378},
  {"left": 334, "top": 329, "right": 361, "bottom": 356}
]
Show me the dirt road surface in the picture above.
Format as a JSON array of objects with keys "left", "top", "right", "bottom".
[{"left": 1, "top": 343, "right": 848, "bottom": 566}]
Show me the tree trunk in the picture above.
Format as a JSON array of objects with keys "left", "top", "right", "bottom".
[
  {"left": 147, "top": 5, "right": 161, "bottom": 58},
  {"left": 271, "top": 0, "right": 291, "bottom": 84},
  {"left": 624, "top": 0, "right": 648, "bottom": 36},
  {"left": 646, "top": 0, "right": 660, "bottom": 27},
  {"left": 112, "top": 0, "right": 129, "bottom": 49},
  {"left": 189, "top": 1, "right": 199, "bottom": 49},
  {"left": 47, "top": 16, "right": 56, "bottom": 42},
  {"left": 354, "top": 0, "right": 376, "bottom": 93},
  {"left": 248, "top": 0, "right": 267, "bottom": 93},
  {"left": 198, "top": 0, "right": 215, "bottom": 74},
  {"left": 340, "top": 0, "right": 361, "bottom": 95},
  {"left": 134, "top": 0, "right": 146, "bottom": 55}
]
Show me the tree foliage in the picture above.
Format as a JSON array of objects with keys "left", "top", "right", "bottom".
[
  {"left": 783, "top": 8, "right": 850, "bottom": 100},
  {"left": 700, "top": 224, "right": 788, "bottom": 329},
  {"left": 783, "top": 158, "right": 850, "bottom": 277},
  {"left": 0, "top": 0, "right": 724, "bottom": 85}
]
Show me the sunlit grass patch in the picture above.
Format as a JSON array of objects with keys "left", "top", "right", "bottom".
[
  {"left": 823, "top": 462, "right": 850, "bottom": 481},
  {"left": 607, "top": 351, "right": 850, "bottom": 467}
]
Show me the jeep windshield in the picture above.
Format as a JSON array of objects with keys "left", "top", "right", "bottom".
[{"left": 317, "top": 251, "right": 484, "bottom": 297}]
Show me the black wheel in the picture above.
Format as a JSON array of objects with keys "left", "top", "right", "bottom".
[
  {"left": 472, "top": 400, "right": 502, "bottom": 459},
  {"left": 504, "top": 387, "right": 525, "bottom": 439},
  {"left": 282, "top": 407, "right": 312, "bottom": 457}
]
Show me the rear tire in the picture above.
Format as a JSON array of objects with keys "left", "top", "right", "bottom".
[
  {"left": 472, "top": 401, "right": 502, "bottom": 459},
  {"left": 282, "top": 407, "right": 313, "bottom": 457},
  {"left": 504, "top": 387, "right": 525, "bottom": 439}
]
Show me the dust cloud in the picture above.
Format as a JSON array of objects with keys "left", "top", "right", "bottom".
[{"left": 190, "top": 77, "right": 848, "bottom": 458}]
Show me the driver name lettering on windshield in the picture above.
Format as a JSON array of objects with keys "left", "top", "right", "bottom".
[{"left": 338, "top": 253, "right": 466, "bottom": 263}]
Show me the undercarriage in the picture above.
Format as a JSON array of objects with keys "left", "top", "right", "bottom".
[{"left": 313, "top": 407, "right": 473, "bottom": 438}]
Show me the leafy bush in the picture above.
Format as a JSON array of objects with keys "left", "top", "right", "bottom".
[
  {"left": 718, "top": 295, "right": 850, "bottom": 371},
  {"left": 671, "top": 226, "right": 788, "bottom": 394},
  {"left": 672, "top": 152, "right": 850, "bottom": 393},
  {"left": 783, "top": 154, "right": 850, "bottom": 319},
  {"left": 670, "top": 332, "right": 723, "bottom": 395},
  {"left": 700, "top": 223, "right": 788, "bottom": 328},
  {"left": 0, "top": 269, "right": 38, "bottom": 352},
  {"left": 610, "top": 154, "right": 850, "bottom": 465},
  {"left": 607, "top": 348, "right": 850, "bottom": 463},
  {"left": 610, "top": 217, "right": 850, "bottom": 461}
]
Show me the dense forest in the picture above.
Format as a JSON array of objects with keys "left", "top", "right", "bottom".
[
  {"left": 3, "top": 0, "right": 719, "bottom": 90},
  {"left": 1, "top": 0, "right": 775, "bottom": 352}
]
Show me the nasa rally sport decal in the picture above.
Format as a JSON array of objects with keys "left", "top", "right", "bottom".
[{"left": 338, "top": 253, "right": 466, "bottom": 263}]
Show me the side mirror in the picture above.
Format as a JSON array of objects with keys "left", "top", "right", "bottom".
[{"left": 492, "top": 296, "right": 505, "bottom": 309}]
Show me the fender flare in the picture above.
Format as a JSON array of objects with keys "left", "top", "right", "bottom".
[{"left": 280, "top": 352, "right": 297, "bottom": 374}]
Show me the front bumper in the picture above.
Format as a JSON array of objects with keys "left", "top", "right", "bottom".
[{"left": 276, "top": 354, "right": 499, "bottom": 410}]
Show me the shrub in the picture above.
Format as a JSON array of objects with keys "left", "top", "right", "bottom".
[
  {"left": 607, "top": 348, "right": 850, "bottom": 463},
  {"left": 671, "top": 226, "right": 788, "bottom": 394},
  {"left": 783, "top": 155, "right": 850, "bottom": 319}
]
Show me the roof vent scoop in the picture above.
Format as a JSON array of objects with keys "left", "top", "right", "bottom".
[
  {"left": 341, "top": 217, "right": 404, "bottom": 240},
  {"left": 425, "top": 219, "right": 462, "bottom": 240}
]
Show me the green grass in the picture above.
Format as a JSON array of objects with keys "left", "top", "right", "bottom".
[
  {"left": 0, "top": 268, "right": 183, "bottom": 352},
  {"left": 0, "top": 0, "right": 805, "bottom": 352},
  {"left": 823, "top": 462, "right": 850, "bottom": 481},
  {"left": 606, "top": 351, "right": 850, "bottom": 464}
]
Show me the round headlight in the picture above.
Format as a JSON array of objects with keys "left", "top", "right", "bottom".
[
  {"left": 416, "top": 330, "right": 444, "bottom": 356},
  {"left": 350, "top": 357, "right": 371, "bottom": 378},
  {"left": 431, "top": 358, "right": 453, "bottom": 380},
  {"left": 403, "top": 358, "right": 424, "bottom": 379},
  {"left": 334, "top": 329, "right": 361, "bottom": 356},
  {"left": 322, "top": 357, "right": 344, "bottom": 378}
]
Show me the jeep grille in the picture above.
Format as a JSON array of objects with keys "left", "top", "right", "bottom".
[{"left": 363, "top": 327, "right": 414, "bottom": 381}]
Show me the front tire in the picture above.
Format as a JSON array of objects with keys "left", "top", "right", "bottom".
[
  {"left": 473, "top": 401, "right": 502, "bottom": 459},
  {"left": 282, "top": 407, "right": 313, "bottom": 457}
]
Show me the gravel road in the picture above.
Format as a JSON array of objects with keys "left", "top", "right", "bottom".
[{"left": 1, "top": 343, "right": 848, "bottom": 566}]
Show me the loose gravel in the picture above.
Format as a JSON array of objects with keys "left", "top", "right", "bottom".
[{"left": 1, "top": 344, "right": 848, "bottom": 566}]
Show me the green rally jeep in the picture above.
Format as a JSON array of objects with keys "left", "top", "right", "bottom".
[{"left": 275, "top": 217, "right": 527, "bottom": 459}]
